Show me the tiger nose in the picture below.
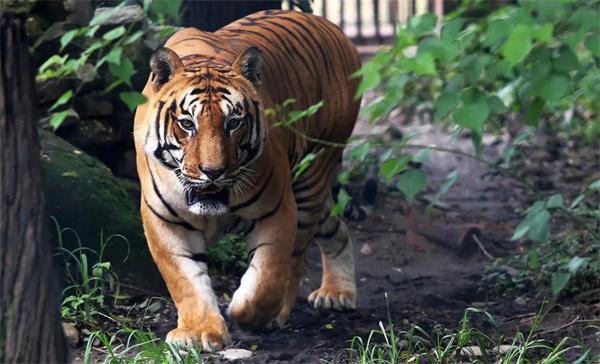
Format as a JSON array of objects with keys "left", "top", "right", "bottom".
[{"left": 199, "top": 166, "right": 225, "bottom": 181}]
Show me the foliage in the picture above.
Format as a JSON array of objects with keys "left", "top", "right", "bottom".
[
  {"left": 341, "top": 294, "right": 592, "bottom": 364},
  {"left": 207, "top": 234, "right": 248, "bottom": 274},
  {"left": 32, "top": 0, "right": 181, "bottom": 130},
  {"left": 53, "top": 217, "right": 130, "bottom": 327},
  {"left": 84, "top": 328, "right": 204, "bottom": 364}
]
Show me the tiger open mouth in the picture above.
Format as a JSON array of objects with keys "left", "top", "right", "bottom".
[{"left": 185, "top": 185, "right": 229, "bottom": 206}]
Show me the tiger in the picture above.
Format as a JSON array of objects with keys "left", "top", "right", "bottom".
[{"left": 133, "top": 9, "right": 361, "bottom": 351}]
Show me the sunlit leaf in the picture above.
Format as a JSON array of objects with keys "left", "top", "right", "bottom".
[{"left": 396, "top": 170, "right": 427, "bottom": 204}]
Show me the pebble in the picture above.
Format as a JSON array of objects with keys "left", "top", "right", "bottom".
[
  {"left": 360, "top": 243, "right": 373, "bottom": 256},
  {"left": 220, "top": 348, "right": 253, "bottom": 360},
  {"left": 62, "top": 322, "right": 79, "bottom": 347}
]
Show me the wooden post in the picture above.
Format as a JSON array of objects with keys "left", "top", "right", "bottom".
[{"left": 0, "top": 11, "right": 68, "bottom": 363}]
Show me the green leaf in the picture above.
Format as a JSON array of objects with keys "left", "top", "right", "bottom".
[
  {"left": 528, "top": 247, "right": 539, "bottom": 270},
  {"left": 533, "top": 23, "right": 553, "bottom": 43},
  {"left": 553, "top": 47, "right": 579, "bottom": 73},
  {"left": 584, "top": 34, "right": 600, "bottom": 56},
  {"left": 108, "top": 58, "right": 135, "bottom": 86},
  {"left": 102, "top": 46, "right": 122, "bottom": 65},
  {"left": 148, "top": 0, "right": 182, "bottom": 22},
  {"left": 330, "top": 188, "right": 351, "bottom": 217},
  {"left": 396, "top": 170, "right": 427, "bottom": 204},
  {"left": 90, "top": 6, "right": 121, "bottom": 26},
  {"left": 124, "top": 30, "right": 145, "bottom": 45},
  {"left": 434, "top": 91, "right": 459, "bottom": 121},
  {"left": 441, "top": 17, "right": 464, "bottom": 41},
  {"left": 569, "top": 194, "right": 586, "bottom": 210},
  {"left": 354, "top": 61, "right": 382, "bottom": 97},
  {"left": 452, "top": 90, "right": 489, "bottom": 136},
  {"left": 426, "top": 170, "right": 458, "bottom": 212},
  {"left": 379, "top": 156, "right": 410, "bottom": 183},
  {"left": 551, "top": 272, "right": 571, "bottom": 295},
  {"left": 49, "top": 109, "right": 76, "bottom": 130},
  {"left": 48, "top": 90, "right": 74, "bottom": 112},
  {"left": 501, "top": 24, "right": 533, "bottom": 66},
  {"left": 527, "top": 209, "right": 550, "bottom": 243},
  {"left": 487, "top": 95, "right": 507, "bottom": 113},
  {"left": 534, "top": 73, "right": 570, "bottom": 103},
  {"left": 524, "top": 98, "right": 544, "bottom": 127},
  {"left": 408, "top": 13, "right": 437, "bottom": 36},
  {"left": 588, "top": 178, "right": 600, "bottom": 190},
  {"left": 60, "top": 29, "right": 78, "bottom": 52},
  {"left": 119, "top": 91, "right": 147, "bottom": 112},
  {"left": 411, "top": 148, "right": 429, "bottom": 163},
  {"left": 546, "top": 194, "right": 564, "bottom": 210},
  {"left": 349, "top": 143, "right": 370, "bottom": 162},
  {"left": 567, "top": 256, "right": 589, "bottom": 274},
  {"left": 102, "top": 26, "right": 126, "bottom": 41},
  {"left": 292, "top": 153, "right": 317, "bottom": 181},
  {"left": 512, "top": 219, "right": 530, "bottom": 241}
]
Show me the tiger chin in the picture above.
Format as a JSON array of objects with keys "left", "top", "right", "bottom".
[{"left": 133, "top": 10, "right": 362, "bottom": 351}]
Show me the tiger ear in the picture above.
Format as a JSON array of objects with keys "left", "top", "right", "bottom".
[
  {"left": 232, "top": 47, "right": 263, "bottom": 86},
  {"left": 150, "top": 47, "right": 183, "bottom": 90}
]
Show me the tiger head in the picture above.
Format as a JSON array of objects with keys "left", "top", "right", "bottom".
[{"left": 143, "top": 47, "right": 266, "bottom": 215}]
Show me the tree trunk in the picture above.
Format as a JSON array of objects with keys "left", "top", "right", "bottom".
[
  {"left": 181, "top": 0, "right": 282, "bottom": 32},
  {"left": 0, "top": 11, "right": 68, "bottom": 363}
]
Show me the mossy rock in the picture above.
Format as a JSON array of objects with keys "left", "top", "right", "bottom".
[{"left": 39, "top": 129, "right": 163, "bottom": 290}]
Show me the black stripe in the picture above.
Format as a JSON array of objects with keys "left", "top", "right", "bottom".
[
  {"left": 297, "top": 220, "right": 315, "bottom": 229},
  {"left": 188, "top": 253, "right": 208, "bottom": 262},
  {"left": 143, "top": 194, "right": 199, "bottom": 231},
  {"left": 146, "top": 157, "right": 181, "bottom": 219},
  {"left": 257, "top": 194, "right": 284, "bottom": 222},
  {"left": 230, "top": 167, "right": 274, "bottom": 211},
  {"left": 316, "top": 220, "right": 340, "bottom": 240}
]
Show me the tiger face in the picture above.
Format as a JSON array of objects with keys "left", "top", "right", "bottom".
[{"left": 143, "top": 47, "right": 265, "bottom": 215}]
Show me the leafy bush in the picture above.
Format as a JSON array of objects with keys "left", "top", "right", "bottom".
[{"left": 32, "top": 0, "right": 181, "bottom": 130}]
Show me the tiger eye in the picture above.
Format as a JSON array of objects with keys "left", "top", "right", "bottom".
[{"left": 178, "top": 118, "right": 194, "bottom": 131}]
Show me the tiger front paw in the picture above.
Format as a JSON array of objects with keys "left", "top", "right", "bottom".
[
  {"left": 308, "top": 286, "right": 356, "bottom": 311},
  {"left": 166, "top": 319, "right": 231, "bottom": 352}
]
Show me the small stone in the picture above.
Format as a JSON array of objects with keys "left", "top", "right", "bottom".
[
  {"left": 460, "top": 346, "right": 482, "bottom": 357},
  {"left": 514, "top": 296, "right": 527, "bottom": 307},
  {"left": 360, "top": 243, "right": 372, "bottom": 256},
  {"left": 220, "top": 348, "right": 253, "bottom": 360},
  {"left": 62, "top": 322, "right": 79, "bottom": 347}
]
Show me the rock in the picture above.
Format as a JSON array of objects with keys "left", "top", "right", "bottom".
[
  {"left": 219, "top": 348, "right": 253, "bottom": 360},
  {"left": 360, "top": 243, "right": 372, "bottom": 256},
  {"left": 93, "top": 5, "right": 143, "bottom": 25},
  {"left": 513, "top": 296, "right": 528, "bottom": 307},
  {"left": 61, "top": 119, "right": 115, "bottom": 147},
  {"left": 39, "top": 129, "right": 161, "bottom": 288},
  {"left": 74, "top": 93, "right": 114, "bottom": 119},
  {"left": 459, "top": 346, "right": 483, "bottom": 357},
  {"left": 62, "top": 322, "right": 79, "bottom": 347}
]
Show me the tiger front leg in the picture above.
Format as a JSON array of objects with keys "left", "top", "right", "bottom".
[
  {"left": 141, "top": 202, "right": 230, "bottom": 351},
  {"left": 228, "top": 191, "right": 296, "bottom": 329}
]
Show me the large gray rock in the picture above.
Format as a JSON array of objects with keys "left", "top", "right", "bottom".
[{"left": 39, "top": 129, "right": 162, "bottom": 289}]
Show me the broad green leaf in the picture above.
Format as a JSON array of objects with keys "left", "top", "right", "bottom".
[
  {"left": 553, "top": 47, "right": 579, "bottom": 73},
  {"left": 102, "top": 26, "right": 126, "bottom": 41},
  {"left": 434, "top": 91, "right": 459, "bottom": 121},
  {"left": 49, "top": 109, "right": 76, "bottom": 130},
  {"left": 412, "top": 52, "right": 436, "bottom": 75},
  {"left": 534, "top": 73, "right": 570, "bottom": 103},
  {"left": 533, "top": 23, "right": 553, "bottom": 43},
  {"left": 512, "top": 219, "right": 530, "bottom": 241},
  {"left": 567, "top": 256, "right": 589, "bottom": 274},
  {"left": 452, "top": 98, "right": 489, "bottom": 136},
  {"left": 124, "top": 30, "right": 145, "bottom": 45},
  {"left": 527, "top": 209, "right": 550, "bottom": 243},
  {"left": 119, "top": 91, "right": 147, "bottom": 112},
  {"left": 546, "top": 194, "right": 564, "bottom": 210},
  {"left": 60, "top": 29, "right": 78, "bottom": 51},
  {"left": 584, "top": 34, "right": 600, "bottom": 56},
  {"left": 39, "top": 54, "right": 67, "bottom": 73},
  {"left": 148, "top": 0, "right": 182, "bottom": 22},
  {"left": 441, "top": 17, "right": 464, "bottom": 41},
  {"left": 588, "top": 178, "right": 600, "bottom": 190},
  {"left": 396, "top": 170, "right": 427, "bottom": 204},
  {"left": 551, "top": 272, "right": 571, "bottom": 295},
  {"left": 501, "top": 24, "right": 533, "bottom": 66},
  {"left": 108, "top": 58, "right": 135, "bottom": 86},
  {"left": 48, "top": 90, "right": 73, "bottom": 112},
  {"left": 524, "top": 98, "right": 544, "bottom": 127},
  {"left": 349, "top": 143, "right": 370, "bottom": 162},
  {"left": 487, "top": 95, "right": 507, "bottom": 113},
  {"left": 408, "top": 13, "right": 437, "bottom": 36},
  {"left": 102, "top": 47, "right": 122, "bottom": 65},
  {"left": 379, "top": 156, "right": 410, "bottom": 183},
  {"left": 354, "top": 61, "right": 382, "bottom": 97}
]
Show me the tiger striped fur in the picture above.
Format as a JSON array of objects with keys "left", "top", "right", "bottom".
[{"left": 133, "top": 10, "right": 361, "bottom": 351}]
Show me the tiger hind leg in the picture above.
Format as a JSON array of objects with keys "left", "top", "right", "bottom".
[{"left": 308, "top": 208, "right": 356, "bottom": 310}]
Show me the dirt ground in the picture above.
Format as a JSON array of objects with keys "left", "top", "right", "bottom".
[{"left": 73, "top": 91, "right": 599, "bottom": 363}]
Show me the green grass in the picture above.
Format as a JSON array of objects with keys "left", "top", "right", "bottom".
[{"left": 341, "top": 294, "right": 592, "bottom": 364}]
